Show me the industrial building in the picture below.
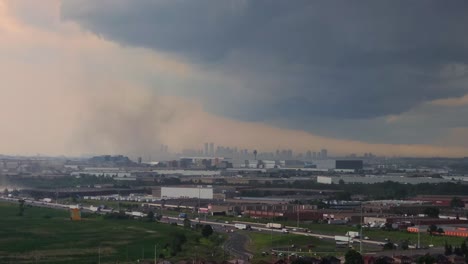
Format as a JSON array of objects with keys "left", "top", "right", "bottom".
[
  {"left": 155, "top": 186, "right": 214, "bottom": 199},
  {"left": 317, "top": 176, "right": 333, "bottom": 184},
  {"left": 335, "top": 160, "right": 363, "bottom": 170},
  {"left": 316, "top": 175, "right": 452, "bottom": 184}
]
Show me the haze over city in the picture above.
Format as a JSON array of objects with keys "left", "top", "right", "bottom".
[
  {"left": 5, "top": 2, "right": 468, "bottom": 264},
  {"left": 2, "top": 0, "right": 468, "bottom": 157}
]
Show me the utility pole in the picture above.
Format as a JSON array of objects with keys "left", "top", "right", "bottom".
[
  {"left": 417, "top": 220, "right": 421, "bottom": 249},
  {"left": 360, "top": 203, "right": 363, "bottom": 254},
  {"left": 297, "top": 205, "right": 300, "bottom": 228},
  {"left": 98, "top": 246, "right": 101, "bottom": 264},
  {"left": 198, "top": 186, "right": 201, "bottom": 218},
  {"left": 154, "top": 244, "right": 157, "bottom": 264}
]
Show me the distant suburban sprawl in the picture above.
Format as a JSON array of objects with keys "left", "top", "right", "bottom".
[{"left": 2, "top": 150, "right": 468, "bottom": 263}]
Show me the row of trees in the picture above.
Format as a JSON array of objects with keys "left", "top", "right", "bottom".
[
  {"left": 182, "top": 218, "right": 214, "bottom": 238},
  {"left": 3, "top": 188, "right": 19, "bottom": 196},
  {"left": 427, "top": 224, "right": 445, "bottom": 235},
  {"left": 271, "top": 181, "right": 468, "bottom": 200},
  {"left": 343, "top": 249, "right": 462, "bottom": 264},
  {"left": 444, "top": 239, "right": 468, "bottom": 262}
]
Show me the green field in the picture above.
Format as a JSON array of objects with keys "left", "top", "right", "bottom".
[
  {"left": 246, "top": 231, "right": 341, "bottom": 264},
  {"left": 0, "top": 202, "right": 225, "bottom": 264},
  {"left": 247, "top": 232, "right": 336, "bottom": 253}
]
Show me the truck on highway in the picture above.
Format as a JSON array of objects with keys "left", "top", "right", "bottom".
[
  {"left": 346, "top": 231, "right": 360, "bottom": 238},
  {"left": 126, "top": 211, "right": 147, "bottom": 218},
  {"left": 335, "top": 235, "right": 353, "bottom": 248},
  {"left": 133, "top": 211, "right": 146, "bottom": 217},
  {"left": 88, "top": 205, "right": 99, "bottom": 212},
  {"left": 266, "top": 223, "right": 284, "bottom": 229},
  {"left": 234, "top": 223, "right": 251, "bottom": 230},
  {"left": 178, "top": 213, "right": 187, "bottom": 219}
]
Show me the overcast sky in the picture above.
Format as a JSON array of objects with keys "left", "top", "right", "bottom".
[{"left": 1, "top": 0, "right": 468, "bottom": 157}]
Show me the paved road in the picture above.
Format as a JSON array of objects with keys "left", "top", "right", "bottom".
[
  {"left": 223, "top": 231, "right": 253, "bottom": 260},
  {"left": 164, "top": 217, "right": 253, "bottom": 260}
]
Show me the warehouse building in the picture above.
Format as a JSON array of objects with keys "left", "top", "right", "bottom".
[
  {"left": 335, "top": 160, "right": 363, "bottom": 170},
  {"left": 154, "top": 186, "right": 214, "bottom": 199}
]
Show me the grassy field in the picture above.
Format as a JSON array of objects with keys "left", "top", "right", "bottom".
[
  {"left": 247, "top": 232, "right": 336, "bottom": 253},
  {"left": 246, "top": 231, "right": 343, "bottom": 264},
  {"left": 0, "top": 202, "right": 224, "bottom": 264}
]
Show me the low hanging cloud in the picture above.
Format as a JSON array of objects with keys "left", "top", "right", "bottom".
[
  {"left": 0, "top": 0, "right": 468, "bottom": 158},
  {"left": 56, "top": 0, "right": 468, "bottom": 149},
  {"left": 60, "top": 0, "right": 468, "bottom": 121}
]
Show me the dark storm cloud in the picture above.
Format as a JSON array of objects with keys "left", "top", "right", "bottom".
[{"left": 60, "top": 0, "right": 468, "bottom": 120}]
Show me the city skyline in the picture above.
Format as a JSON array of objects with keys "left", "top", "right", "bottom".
[{"left": 1, "top": 1, "right": 468, "bottom": 158}]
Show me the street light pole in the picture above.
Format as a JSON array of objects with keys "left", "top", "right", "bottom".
[
  {"left": 417, "top": 220, "right": 421, "bottom": 249},
  {"left": 154, "top": 244, "right": 157, "bottom": 264},
  {"left": 198, "top": 186, "right": 201, "bottom": 218},
  {"left": 360, "top": 203, "right": 363, "bottom": 254},
  {"left": 297, "top": 205, "right": 300, "bottom": 229}
]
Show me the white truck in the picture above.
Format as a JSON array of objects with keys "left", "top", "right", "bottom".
[
  {"left": 335, "top": 235, "right": 352, "bottom": 242},
  {"left": 88, "top": 205, "right": 99, "bottom": 212},
  {"left": 335, "top": 235, "right": 353, "bottom": 248},
  {"left": 266, "top": 223, "right": 284, "bottom": 229},
  {"left": 234, "top": 223, "right": 249, "bottom": 230},
  {"left": 346, "top": 231, "right": 360, "bottom": 238},
  {"left": 125, "top": 211, "right": 146, "bottom": 218}
]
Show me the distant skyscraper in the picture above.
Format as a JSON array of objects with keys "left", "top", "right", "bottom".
[
  {"left": 209, "top": 143, "right": 214, "bottom": 156},
  {"left": 204, "top": 143, "right": 209, "bottom": 156},
  {"left": 321, "top": 149, "right": 328, "bottom": 159}
]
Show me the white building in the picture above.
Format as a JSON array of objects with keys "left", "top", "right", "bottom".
[
  {"left": 71, "top": 171, "right": 131, "bottom": 178},
  {"left": 317, "top": 176, "right": 333, "bottom": 184},
  {"left": 313, "top": 159, "right": 336, "bottom": 170},
  {"left": 153, "top": 170, "right": 221, "bottom": 177},
  {"left": 160, "top": 186, "right": 214, "bottom": 199}
]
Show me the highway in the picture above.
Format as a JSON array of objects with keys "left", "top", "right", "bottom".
[
  {"left": 185, "top": 218, "right": 385, "bottom": 246},
  {"left": 0, "top": 196, "right": 409, "bottom": 258}
]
